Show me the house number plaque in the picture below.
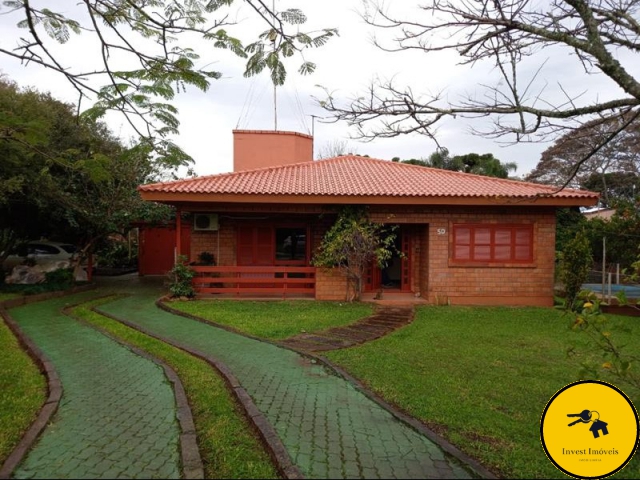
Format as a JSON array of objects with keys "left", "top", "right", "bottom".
[{"left": 436, "top": 228, "right": 446, "bottom": 235}]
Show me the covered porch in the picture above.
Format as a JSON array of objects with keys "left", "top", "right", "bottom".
[{"left": 171, "top": 205, "right": 426, "bottom": 301}]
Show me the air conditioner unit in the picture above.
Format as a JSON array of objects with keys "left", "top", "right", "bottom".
[{"left": 193, "top": 213, "right": 219, "bottom": 231}]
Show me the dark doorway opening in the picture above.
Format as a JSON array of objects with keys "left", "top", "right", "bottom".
[
  {"left": 364, "top": 226, "right": 411, "bottom": 293},
  {"left": 381, "top": 232, "right": 403, "bottom": 290}
]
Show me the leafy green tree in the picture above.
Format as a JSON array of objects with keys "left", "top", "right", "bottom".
[
  {"left": 313, "top": 206, "right": 397, "bottom": 301},
  {"left": 0, "top": 78, "right": 172, "bottom": 272},
  {"left": 526, "top": 113, "right": 640, "bottom": 199},
  {"left": 451, "top": 153, "right": 517, "bottom": 179},
  {"left": 393, "top": 149, "right": 517, "bottom": 178},
  {"left": 555, "top": 207, "right": 586, "bottom": 254},
  {"left": 0, "top": 1, "right": 336, "bottom": 163},
  {"left": 582, "top": 201, "right": 640, "bottom": 270},
  {"left": 581, "top": 172, "right": 639, "bottom": 207}
]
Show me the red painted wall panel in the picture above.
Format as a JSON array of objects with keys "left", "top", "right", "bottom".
[{"left": 138, "top": 224, "right": 191, "bottom": 276}]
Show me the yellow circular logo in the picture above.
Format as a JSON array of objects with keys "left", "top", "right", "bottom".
[{"left": 541, "top": 380, "right": 639, "bottom": 478}]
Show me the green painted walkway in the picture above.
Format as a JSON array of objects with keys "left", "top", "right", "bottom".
[
  {"left": 9, "top": 293, "right": 181, "bottom": 479},
  {"left": 97, "top": 290, "right": 473, "bottom": 479}
]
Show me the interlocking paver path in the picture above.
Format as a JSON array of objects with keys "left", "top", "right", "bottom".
[
  {"left": 280, "top": 306, "right": 414, "bottom": 352},
  {"left": 9, "top": 293, "right": 181, "bottom": 479},
  {"left": 97, "top": 291, "right": 474, "bottom": 479}
]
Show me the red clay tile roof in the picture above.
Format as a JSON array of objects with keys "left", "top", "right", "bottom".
[{"left": 139, "top": 155, "right": 598, "bottom": 202}]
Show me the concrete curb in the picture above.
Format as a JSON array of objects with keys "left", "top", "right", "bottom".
[
  {"left": 0, "top": 307, "right": 60, "bottom": 480},
  {"left": 159, "top": 299, "right": 498, "bottom": 479},
  {"left": 0, "top": 284, "right": 97, "bottom": 309},
  {"left": 63, "top": 299, "right": 204, "bottom": 479},
  {"left": 99, "top": 300, "right": 303, "bottom": 480}
]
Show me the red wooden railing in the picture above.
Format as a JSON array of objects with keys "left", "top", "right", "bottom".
[{"left": 191, "top": 266, "right": 316, "bottom": 297}]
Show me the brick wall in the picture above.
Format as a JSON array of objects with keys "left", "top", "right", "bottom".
[
  {"left": 190, "top": 220, "right": 236, "bottom": 266},
  {"left": 315, "top": 268, "right": 349, "bottom": 301},
  {"left": 368, "top": 205, "right": 556, "bottom": 306},
  {"left": 186, "top": 204, "right": 557, "bottom": 306}
]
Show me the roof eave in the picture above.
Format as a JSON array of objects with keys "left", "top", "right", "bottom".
[{"left": 139, "top": 191, "right": 598, "bottom": 207}]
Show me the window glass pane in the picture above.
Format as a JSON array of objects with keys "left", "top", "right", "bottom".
[
  {"left": 515, "top": 245, "right": 531, "bottom": 260},
  {"left": 515, "top": 228, "right": 531, "bottom": 245},
  {"left": 31, "top": 244, "right": 59, "bottom": 255},
  {"left": 474, "top": 245, "right": 491, "bottom": 260},
  {"left": 455, "top": 245, "right": 470, "bottom": 260},
  {"left": 455, "top": 227, "right": 471, "bottom": 244},
  {"left": 495, "top": 229, "right": 511, "bottom": 245},
  {"left": 494, "top": 245, "right": 511, "bottom": 260},
  {"left": 60, "top": 244, "right": 77, "bottom": 254},
  {"left": 275, "top": 228, "right": 306, "bottom": 262},
  {"left": 474, "top": 228, "right": 491, "bottom": 244}
]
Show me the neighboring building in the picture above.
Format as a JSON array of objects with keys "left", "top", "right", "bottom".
[
  {"left": 583, "top": 207, "right": 616, "bottom": 221},
  {"left": 138, "top": 130, "right": 599, "bottom": 306}
]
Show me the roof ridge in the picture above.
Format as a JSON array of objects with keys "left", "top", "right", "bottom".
[
  {"left": 138, "top": 155, "right": 599, "bottom": 199},
  {"left": 374, "top": 158, "right": 596, "bottom": 194}
]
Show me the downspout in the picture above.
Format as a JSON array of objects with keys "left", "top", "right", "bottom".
[{"left": 175, "top": 207, "right": 182, "bottom": 265}]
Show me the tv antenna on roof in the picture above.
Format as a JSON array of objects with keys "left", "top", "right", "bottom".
[{"left": 272, "top": 0, "right": 277, "bottom": 130}]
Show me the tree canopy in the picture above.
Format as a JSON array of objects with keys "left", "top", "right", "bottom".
[
  {"left": 393, "top": 149, "right": 517, "bottom": 178},
  {"left": 321, "top": 0, "right": 640, "bottom": 182},
  {"left": 0, "top": 77, "right": 171, "bottom": 267},
  {"left": 0, "top": 1, "right": 336, "bottom": 164},
  {"left": 526, "top": 113, "right": 640, "bottom": 203}
]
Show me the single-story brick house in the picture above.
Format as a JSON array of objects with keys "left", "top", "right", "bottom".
[{"left": 138, "top": 130, "right": 598, "bottom": 306}]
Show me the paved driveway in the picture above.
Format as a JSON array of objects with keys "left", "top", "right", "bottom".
[
  {"left": 9, "top": 292, "right": 180, "bottom": 479},
  {"left": 98, "top": 289, "right": 474, "bottom": 479}
]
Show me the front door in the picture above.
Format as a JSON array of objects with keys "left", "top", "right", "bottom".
[{"left": 364, "top": 227, "right": 411, "bottom": 292}]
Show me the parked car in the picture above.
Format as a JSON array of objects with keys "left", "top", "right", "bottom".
[{"left": 2, "top": 241, "right": 80, "bottom": 271}]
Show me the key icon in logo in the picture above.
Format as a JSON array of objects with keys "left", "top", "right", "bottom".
[{"left": 566, "top": 410, "right": 609, "bottom": 438}]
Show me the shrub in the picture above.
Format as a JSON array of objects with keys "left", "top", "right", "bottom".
[
  {"left": 197, "top": 251, "right": 215, "bottom": 266},
  {"left": 95, "top": 240, "right": 137, "bottom": 268},
  {"left": 44, "top": 268, "right": 74, "bottom": 289},
  {"left": 168, "top": 256, "right": 195, "bottom": 298},
  {"left": 313, "top": 206, "right": 397, "bottom": 301},
  {"left": 559, "top": 230, "right": 593, "bottom": 310}
]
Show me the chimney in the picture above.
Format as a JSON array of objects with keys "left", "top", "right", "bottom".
[{"left": 233, "top": 130, "right": 313, "bottom": 172}]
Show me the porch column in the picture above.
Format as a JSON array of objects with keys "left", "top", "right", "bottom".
[{"left": 175, "top": 206, "right": 182, "bottom": 264}]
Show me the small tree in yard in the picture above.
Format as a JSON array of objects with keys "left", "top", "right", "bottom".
[
  {"left": 559, "top": 231, "right": 593, "bottom": 310},
  {"left": 168, "top": 256, "right": 195, "bottom": 299},
  {"left": 313, "top": 207, "right": 397, "bottom": 302}
]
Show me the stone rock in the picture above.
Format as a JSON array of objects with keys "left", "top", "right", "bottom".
[
  {"left": 73, "top": 264, "right": 88, "bottom": 282},
  {"left": 6, "top": 265, "right": 46, "bottom": 284}
]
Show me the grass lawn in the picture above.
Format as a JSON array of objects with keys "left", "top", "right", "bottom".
[
  {"left": 325, "top": 306, "right": 640, "bottom": 479},
  {"left": 0, "top": 317, "right": 46, "bottom": 465},
  {"left": 170, "top": 300, "right": 373, "bottom": 340},
  {"left": 71, "top": 297, "right": 278, "bottom": 479}
]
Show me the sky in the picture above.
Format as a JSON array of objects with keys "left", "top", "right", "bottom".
[{"left": 0, "top": 0, "right": 635, "bottom": 178}]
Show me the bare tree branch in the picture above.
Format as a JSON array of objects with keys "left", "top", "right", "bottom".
[
  {"left": 320, "top": 0, "right": 640, "bottom": 185},
  {"left": 319, "top": 0, "right": 640, "bottom": 168}
]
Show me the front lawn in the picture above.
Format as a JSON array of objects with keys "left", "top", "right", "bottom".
[
  {"left": 0, "top": 293, "right": 20, "bottom": 303},
  {"left": 325, "top": 306, "right": 640, "bottom": 479},
  {"left": 170, "top": 300, "right": 373, "bottom": 340},
  {"left": 0, "top": 317, "right": 46, "bottom": 465}
]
